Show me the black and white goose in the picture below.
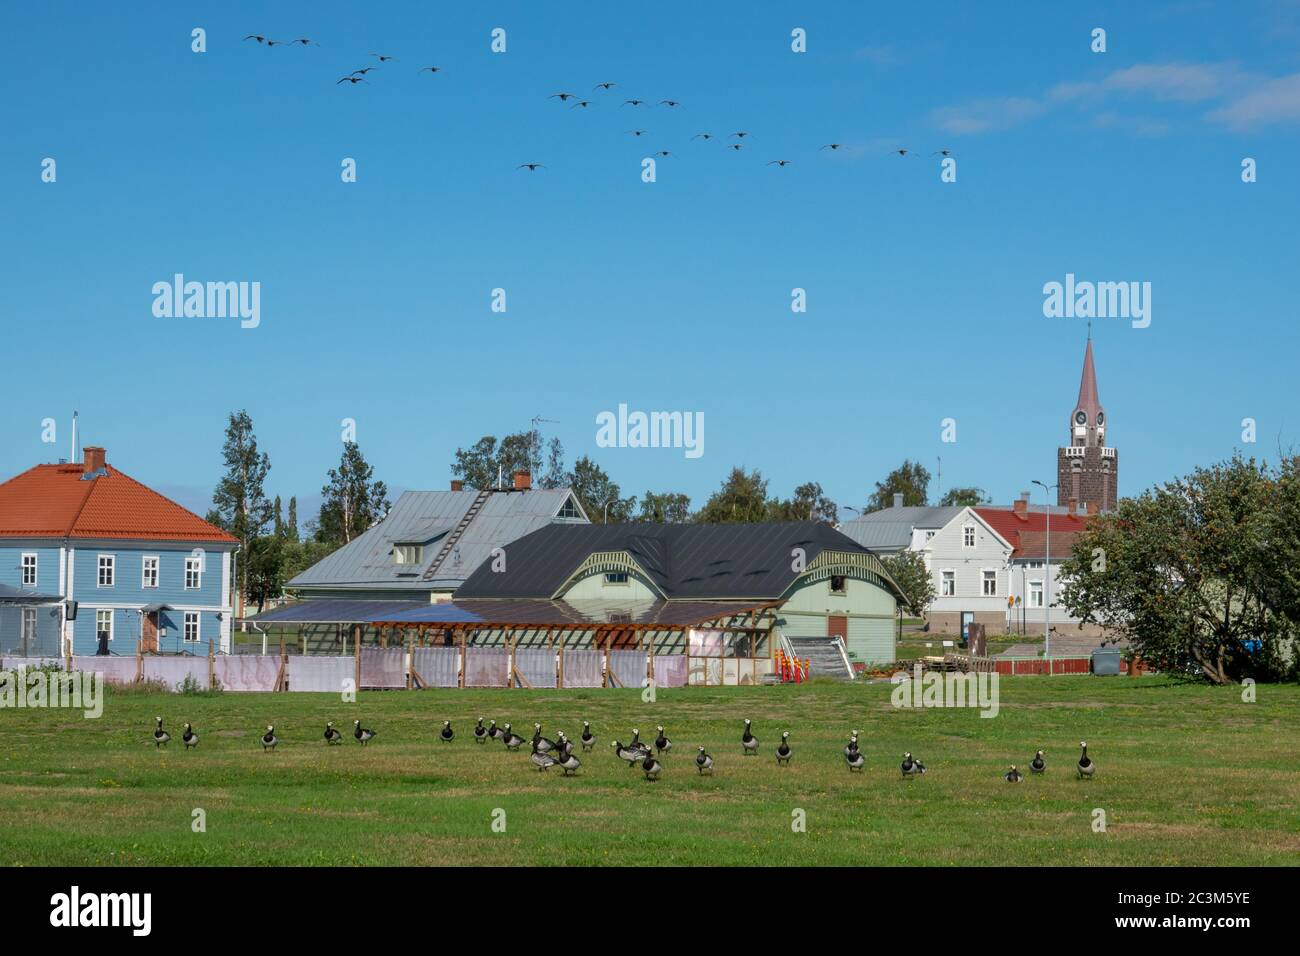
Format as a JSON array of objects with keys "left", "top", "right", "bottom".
[
  {"left": 473, "top": 718, "right": 488, "bottom": 744},
  {"left": 502, "top": 723, "right": 525, "bottom": 751},
  {"left": 776, "top": 731, "right": 793, "bottom": 766},
  {"left": 580, "top": 721, "right": 596, "bottom": 752},
  {"left": 1030, "top": 750, "right": 1046, "bottom": 774},
  {"left": 695, "top": 746, "right": 714, "bottom": 775},
  {"left": 1076, "top": 741, "right": 1095, "bottom": 780},
  {"left": 261, "top": 725, "right": 278, "bottom": 751},
  {"left": 628, "top": 728, "right": 650, "bottom": 757},
  {"left": 556, "top": 749, "right": 581, "bottom": 776},
  {"left": 845, "top": 744, "right": 865, "bottom": 773},
  {"left": 556, "top": 731, "right": 573, "bottom": 757},
  {"left": 844, "top": 731, "right": 860, "bottom": 761},
  {"left": 1004, "top": 765, "right": 1024, "bottom": 783},
  {"left": 324, "top": 721, "right": 343, "bottom": 745},
  {"left": 741, "top": 719, "right": 759, "bottom": 756},
  {"left": 530, "top": 740, "right": 557, "bottom": 772},
  {"left": 611, "top": 740, "right": 643, "bottom": 766},
  {"left": 353, "top": 719, "right": 376, "bottom": 746},
  {"left": 487, "top": 719, "right": 503, "bottom": 741},
  {"left": 182, "top": 722, "right": 198, "bottom": 749},
  {"left": 654, "top": 725, "right": 672, "bottom": 754},
  {"left": 900, "top": 752, "right": 925, "bottom": 778},
  {"left": 533, "top": 723, "right": 558, "bottom": 754},
  {"left": 153, "top": 717, "right": 170, "bottom": 748},
  {"left": 440, "top": 721, "right": 454, "bottom": 743},
  {"left": 642, "top": 751, "right": 663, "bottom": 781}
]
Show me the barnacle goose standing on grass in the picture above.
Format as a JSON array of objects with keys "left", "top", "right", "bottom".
[
  {"left": 741, "top": 719, "right": 759, "bottom": 756},
  {"left": 1004, "top": 765, "right": 1024, "bottom": 783},
  {"left": 776, "top": 731, "right": 792, "bottom": 765},
  {"left": 695, "top": 746, "right": 714, "bottom": 775},
  {"left": 900, "top": 752, "right": 925, "bottom": 778},
  {"left": 654, "top": 725, "right": 672, "bottom": 754},
  {"left": 182, "top": 723, "right": 198, "bottom": 749},
  {"left": 473, "top": 718, "right": 488, "bottom": 744},
  {"left": 261, "top": 725, "right": 278, "bottom": 751},
  {"left": 612, "top": 740, "right": 643, "bottom": 766},
  {"left": 1030, "top": 750, "right": 1046, "bottom": 774},
  {"left": 580, "top": 721, "right": 596, "bottom": 751},
  {"left": 324, "top": 721, "right": 343, "bottom": 744},
  {"left": 530, "top": 740, "right": 557, "bottom": 772},
  {"left": 153, "top": 717, "right": 170, "bottom": 748},
  {"left": 556, "top": 749, "right": 581, "bottom": 776},
  {"left": 502, "top": 723, "right": 525, "bottom": 751},
  {"left": 628, "top": 728, "right": 650, "bottom": 756},
  {"left": 487, "top": 719, "right": 503, "bottom": 741},
  {"left": 1076, "top": 741, "right": 1095, "bottom": 779},
  {"left": 844, "top": 731, "right": 860, "bottom": 762},
  {"left": 556, "top": 730, "right": 573, "bottom": 756},
  {"left": 642, "top": 751, "right": 663, "bottom": 781},
  {"left": 533, "top": 723, "right": 558, "bottom": 754},
  {"left": 440, "top": 720, "right": 454, "bottom": 743},
  {"left": 845, "top": 747, "right": 865, "bottom": 773},
  {"left": 353, "top": 719, "right": 376, "bottom": 746}
]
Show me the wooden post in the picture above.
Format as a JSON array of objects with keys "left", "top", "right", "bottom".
[
  {"left": 508, "top": 634, "right": 515, "bottom": 688},
  {"left": 558, "top": 635, "right": 565, "bottom": 689},
  {"left": 458, "top": 629, "right": 465, "bottom": 688},
  {"left": 136, "top": 646, "right": 143, "bottom": 683},
  {"left": 66, "top": 635, "right": 73, "bottom": 673},
  {"left": 406, "top": 630, "right": 413, "bottom": 690},
  {"left": 208, "top": 639, "right": 215, "bottom": 689},
  {"left": 354, "top": 628, "right": 362, "bottom": 693}
]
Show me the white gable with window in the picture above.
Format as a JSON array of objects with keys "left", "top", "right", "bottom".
[{"left": 919, "top": 507, "right": 1014, "bottom": 617}]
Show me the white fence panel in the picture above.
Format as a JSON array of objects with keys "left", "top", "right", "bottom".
[
  {"left": 514, "top": 648, "right": 557, "bottom": 688},
  {"left": 143, "top": 656, "right": 209, "bottom": 690},
  {"left": 653, "top": 655, "right": 687, "bottom": 688},
  {"left": 289, "top": 656, "right": 353, "bottom": 693},
  {"left": 608, "top": 650, "right": 646, "bottom": 689},
  {"left": 360, "top": 647, "right": 406, "bottom": 688},
  {"left": 213, "top": 655, "right": 279, "bottom": 691},
  {"left": 560, "top": 650, "right": 603, "bottom": 687},
  {"left": 411, "top": 647, "right": 460, "bottom": 687},
  {"left": 71, "top": 656, "right": 138, "bottom": 684},
  {"left": 464, "top": 647, "right": 509, "bottom": 687}
]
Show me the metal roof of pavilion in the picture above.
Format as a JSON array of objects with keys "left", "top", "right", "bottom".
[{"left": 0, "top": 583, "right": 63, "bottom": 604}]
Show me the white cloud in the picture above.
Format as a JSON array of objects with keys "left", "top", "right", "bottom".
[{"left": 1206, "top": 72, "right": 1300, "bottom": 128}]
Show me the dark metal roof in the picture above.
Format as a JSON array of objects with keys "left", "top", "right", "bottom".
[
  {"left": 0, "top": 583, "right": 62, "bottom": 604},
  {"left": 455, "top": 521, "right": 881, "bottom": 600}
]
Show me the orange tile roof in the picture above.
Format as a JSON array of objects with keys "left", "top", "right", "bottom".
[
  {"left": 974, "top": 507, "right": 1090, "bottom": 558},
  {"left": 0, "top": 462, "right": 237, "bottom": 543}
]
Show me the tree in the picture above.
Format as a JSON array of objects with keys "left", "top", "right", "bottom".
[
  {"left": 317, "top": 442, "right": 391, "bottom": 547},
  {"left": 281, "top": 537, "right": 335, "bottom": 590},
  {"left": 777, "top": 481, "right": 839, "bottom": 524},
  {"left": 273, "top": 496, "right": 284, "bottom": 538},
  {"left": 939, "top": 486, "right": 985, "bottom": 507},
  {"left": 451, "top": 436, "right": 500, "bottom": 489},
  {"left": 498, "top": 429, "right": 542, "bottom": 479},
  {"left": 880, "top": 551, "right": 936, "bottom": 618},
  {"left": 540, "top": 437, "right": 566, "bottom": 490},
  {"left": 210, "top": 410, "right": 273, "bottom": 611},
  {"left": 567, "top": 456, "right": 635, "bottom": 523},
  {"left": 452, "top": 428, "right": 555, "bottom": 489},
  {"left": 1059, "top": 456, "right": 1294, "bottom": 684},
  {"left": 636, "top": 491, "right": 692, "bottom": 523},
  {"left": 695, "top": 468, "right": 771, "bottom": 523},
  {"left": 244, "top": 535, "right": 285, "bottom": 614},
  {"left": 867, "top": 460, "right": 930, "bottom": 511},
  {"left": 286, "top": 496, "right": 299, "bottom": 543}
]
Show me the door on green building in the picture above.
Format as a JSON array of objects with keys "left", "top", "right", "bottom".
[{"left": 828, "top": 615, "right": 847, "bottom": 643}]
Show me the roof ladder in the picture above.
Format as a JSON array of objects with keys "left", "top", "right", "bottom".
[{"left": 421, "top": 488, "right": 492, "bottom": 581}]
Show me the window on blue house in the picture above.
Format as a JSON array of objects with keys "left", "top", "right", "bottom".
[
  {"left": 184, "top": 612, "right": 200, "bottom": 643},
  {"left": 142, "top": 556, "right": 159, "bottom": 589},
  {"left": 185, "top": 557, "right": 202, "bottom": 590},
  {"left": 97, "top": 555, "right": 114, "bottom": 587},
  {"left": 96, "top": 609, "right": 113, "bottom": 643},
  {"left": 21, "top": 553, "right": 37, "bottom": 587}
]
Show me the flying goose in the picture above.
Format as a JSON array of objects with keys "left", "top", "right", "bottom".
[
  {"left": 1004, "top": 765, "right": 1024, "bottom": 783},
  {"left": 654, "top": 725, "right": 672, "bottom": 754},
  {"left": 741, "top": 719, "right": 759, "bottom": 756},
  {"left": 153, "top": 717, "right": 170, "bottom": 748},
  {"left": 324, "top": 721, "right": 343, "bottom": 745},
  {"left": 611, "top": 740, "right": 643, "bottom": 766},
  {"left": 901, "top": 752, "right": 925, "bottom": 778},
  {"left": 1030, "top": 750, "right": 1046, "bottom": 774},
  {"left": 776, "top": 731, "right": 793, "bottom": 765},
  {"left": 1077, "top": 741, "right": 1095, "bottom": 779},
  {"left": 473, "top": 718, "right": 488, "bottom": 744},
  {"left": 642, "top": 752, "right": 663, "bottom": 781},
  {"left": 353, "top": 719, "right": 376, "bottom": 746},
  {"left": 696, "top": 746, "right": 714, "bottom": 775},
  {"left": 580, "top": 721, "right": 596, "bottom": 751},
  {"left": 182, "top": 722, "right": 198, "bottom": 750},
  {"left": 262, "top": 725, "right": 277, "bottom": 751},
  {"left": 502, "top": 723, "right": 525, "bottom": 751},
  {"left": 440, "top": 720, "right": 454, "bottom": 743}
]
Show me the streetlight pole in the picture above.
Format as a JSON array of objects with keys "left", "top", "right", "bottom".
[{"left": 1031, "top": 480, "right": 1058, "bottom": 658}]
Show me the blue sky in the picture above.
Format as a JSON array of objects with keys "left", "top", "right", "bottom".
[{"left": 4, "top": 1, "right": 1299, "bottom": 520}]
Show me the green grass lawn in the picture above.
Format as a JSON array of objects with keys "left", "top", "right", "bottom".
[{"left": 1, "top": 676, "right": 1297, "bottom": 866}]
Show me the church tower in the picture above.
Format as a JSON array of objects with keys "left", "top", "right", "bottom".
[{"left": 1057, "top": 336, "right": 1118, "bottom": 513}]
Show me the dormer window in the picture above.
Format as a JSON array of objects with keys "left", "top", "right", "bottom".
[
  {"left": 557, "top": 495, "right": 583, "bottom": 519},
  {"left": 829, "top": 575, "right": 847, "bottom": 595},
  {"left": 394, "top": 544, "right": 424, "bottom": 565},
  {"left": 604, "top": 572, "right": 629, "bottom": 585}
]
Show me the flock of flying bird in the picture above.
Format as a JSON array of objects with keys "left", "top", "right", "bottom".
[
  {"left": 240, "top": 33, "right": 956, "bottom": 173},
  {"left": 150, "top": 716, "right": 1098, "bottom": 783}
]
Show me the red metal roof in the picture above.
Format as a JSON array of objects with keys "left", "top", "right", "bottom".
[
  {"left": 974, "top": 507, "right": 1089, "bottom": 558},
  {"left": 0, "top": 462, "right": 237, "bottom": 543}
]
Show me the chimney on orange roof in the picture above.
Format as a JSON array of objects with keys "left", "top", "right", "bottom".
[
  {"left": 1013, "top": 492, "right": 1029, "bottom": 518},
  {"left": 513, "top": 470, "right": 532, "bottom": 491},
  {"left": 83, "top": 447, "right": 105, "bottom": 474}
]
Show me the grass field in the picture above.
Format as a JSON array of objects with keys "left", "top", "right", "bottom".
[{"left": 1, "top": 676, "right": 1298, "bottom": 866}]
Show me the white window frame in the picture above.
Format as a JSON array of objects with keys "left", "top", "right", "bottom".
[
  {"left": 962, "top": 525, "right": 976, "bottom": 548},
  {"left": 97, "top": 554, "right": 115, "bottom": 588},
  {"left": 393, "top": 544, "right": 424, "bottom": 566},
  {"left": 604, "top": 572, "right": 630, "bottom": 586},
  {"left": 982, "top": 570, "right": 997, "bottom": 597},
  {"left": 940, "top": 570, "right": 955, "bottom": 597},
  {"left": 21, "top": 552, "right": 38, "bottom": 587},
  {"left": 21, "top": 607, "right": 37, "bottom": 644},
  {"left": 142, "top": 555, "right": 160, "bottom": 589},
  {"left": 1029, "top": 580, "right": 1044, "bottom": 608},
  {"left": 184, "top": 556, "right": 202, "bottom": 590},
  {"left": 96, "top": 608, "right": 114, "bottom": 642},
  {"left": 183, "top": 611, "right": 200, "bottom": 643}
]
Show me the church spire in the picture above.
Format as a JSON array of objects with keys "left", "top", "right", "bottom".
[{"left": 1076, "top": 337, "right": 1102, "bottom": 420}]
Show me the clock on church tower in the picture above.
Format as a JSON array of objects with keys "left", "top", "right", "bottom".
[{"left": 1057, "top": 337, "right": 1118, "bottom": 513}]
